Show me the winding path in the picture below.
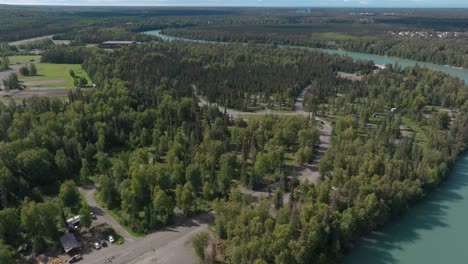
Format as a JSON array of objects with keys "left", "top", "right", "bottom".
[
  {"left": 194, "top": 84, "right": 332, "bottom": 198},
  {"left": 77, "top": 85, "right": 331, "bottom": 263}
]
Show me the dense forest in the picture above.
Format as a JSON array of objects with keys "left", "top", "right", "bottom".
[
  {"left": 209, "top": 66, "right": 468, "bottom": 263},
  {"left": 3, "top": 5, "right": 468, "bottom": 68},
  {"left": 1, "top": 36, "right": 467, "bottom": 264},
  {"left": 0, "top": 42, "right": 336, "bottom": 260},
  {"left": 0, "top": 5, "right": 239, "bottom": 42},
  {"left": 164, "top": 25, "right": 468, "bottom": 67},
  {"left": 78, "top": 42, "right": 374, "bottom": 111}
]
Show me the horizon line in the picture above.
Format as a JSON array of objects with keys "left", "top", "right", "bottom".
[{"left": 2, "top": 4, "right": 468, "bottom": 8}]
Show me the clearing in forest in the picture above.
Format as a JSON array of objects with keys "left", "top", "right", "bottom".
[
  {"left": 19, "top": 63, "right": 92, "bottom": 89},
  {"left": 7, "top": 55, "right": 41, "bottom": 65}
]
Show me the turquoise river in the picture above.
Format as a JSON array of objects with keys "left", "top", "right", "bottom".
[
  {"left": 144, "top": 30, "right": 468, "bottom": 83},
  {"left": 144, "top": 30, "right": 468, "bottom": 264}
]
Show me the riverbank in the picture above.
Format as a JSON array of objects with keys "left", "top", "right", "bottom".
[
  {"left": 144, "top": 30, "right": 468, "bottom": 83},
  {"left": 144, "top": 28, "right": 468, "bottom": 264},
  {"left": 345, "top": 151, "right": 468, "bottom": 264}
]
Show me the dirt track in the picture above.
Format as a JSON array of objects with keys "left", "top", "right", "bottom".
[
  {"left": 0, "top": 59, "right": 40, "bottom": 90},
  {"left": 7, "top": 35, "right": 55, "bottom": 46},
  {"left": 76, "top": 85, "right": 332, "bottom": 264},
  {"left": 0, "top": 65, "right": 21, "bottom": 90},
  {"left": 193, "top": 85, "right": 332, "bottom": 197}
]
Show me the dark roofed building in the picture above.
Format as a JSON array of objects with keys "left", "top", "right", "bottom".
[
  {"left": 60, "top": 233, "right": 81, "bottom": 254},
  {"left": 99, "top": 41, "right": 139, "bottom": 49}
]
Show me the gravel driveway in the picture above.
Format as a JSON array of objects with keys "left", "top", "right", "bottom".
[
  {"left": 79, "top": 185, "right": 136, "bottom": 243},
  {"left": 78, "top": 185, "right": 213, "bottom": 264}
]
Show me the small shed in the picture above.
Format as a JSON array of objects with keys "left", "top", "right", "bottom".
[
  {"left": 99, "top": 41, "right": 139, "bottom": 49},
  {"left": 60, "top": 233, "right": 81, "bottom": 254}
]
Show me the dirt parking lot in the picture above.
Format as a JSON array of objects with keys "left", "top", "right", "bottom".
[{"left": 16, "top": 223, "right": 121, "bottom": 264}]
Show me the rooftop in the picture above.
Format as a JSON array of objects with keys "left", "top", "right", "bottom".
[
  {"left": 60, "top": 233, "right": 81, "bottom": 253},
  {"left": 101, "top": 41, "right": 137, "bottom": 44}
]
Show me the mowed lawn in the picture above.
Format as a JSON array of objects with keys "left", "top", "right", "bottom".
[
  {"left": 19, "top": 63, "right": 92, "bottom": 89},
  {"left": 7, "top": 55, "right": 41, "bottom": 66}
]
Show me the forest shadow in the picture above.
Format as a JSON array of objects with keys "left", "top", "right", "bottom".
[
  {"left": 148, "top": 211, "right": 214, "bottom": 235},
  {"left": 345, "top": 154, "right": 468, "bottom": 264},
  {"left": 91, "top": 206, "right": 106, "bottom": 217}
]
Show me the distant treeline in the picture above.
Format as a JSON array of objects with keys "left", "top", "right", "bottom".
[
  {"left": 53, "top": 27, "right": 158, "bottom": 44},
  {"left": 3, "top": 6, "right": 468, "bottom": 43},
  {"left": 79, "top": 42, "right": 374, "bottom": 110},
  {"left": 164, "top": 25, "right": 468, "bottom": 67}
]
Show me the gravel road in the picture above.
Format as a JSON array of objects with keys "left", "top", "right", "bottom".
[
  {"left": 0, "top": 65, "right": 21, "bottom": 90},
  {"left": 75, "top": 85, "right": 330, "bottom": 264},
  {"left": 194, "top": 84, "right": 332, "bottom": 197},
  {"left": 7, "top": 35, "right": 55, "bottom": 46},
  {"left": 0, "top": 60, "right": 40, "bottom": 90},
  {"left": 79, "top": 185, "right": 136, "bottom": 243},
  {"left": 77, "top": 212, "right": 213, "bottom": 264},
  {"left": 78, "top": 185, "right": 213, "bottom": 264}
]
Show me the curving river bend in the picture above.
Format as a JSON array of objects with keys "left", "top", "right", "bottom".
[
  {"left": 144, "top": 29, "right": 468, "bottom": 264},
  {"left": 144, "top": 29, "right": 468, "bottom": 83}
]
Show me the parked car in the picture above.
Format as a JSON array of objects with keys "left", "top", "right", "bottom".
[
  {"left": 94, "top": 242, "right": 101, "bottom": 250},
  {"left": 67, "top": 254, "right": 82, "bottom": 263},
  {"left": 108, "top": 235, "right": 115, "bottom": 243},
  {"left": 100, "top": 240, "right": 107, "bottom": 247},
  {"left": 17, "top": 243, "right": 28, "bottom": 253}
]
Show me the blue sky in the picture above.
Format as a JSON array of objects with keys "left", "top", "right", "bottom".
[{"left": 2, "top": 0, "right": 467, "bottom": 7}]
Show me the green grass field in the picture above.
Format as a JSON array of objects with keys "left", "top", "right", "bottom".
[
  {"left": 311, "top": 32, "right": 370, "bottom": 41},
  {"left": 402, "top": 116, "right": 428, "bottom": 143},
  {"left": 7, "top": 55, "right": 41, "bottom": 65},
  {"left": 19, "top": 63, "right": 92, "bottom": 89}
]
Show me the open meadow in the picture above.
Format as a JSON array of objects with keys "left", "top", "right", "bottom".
[
  {"left": 19, "top": 63, "right": 91, "bottom": 89},
  {"left": 7, "top": 55, "right": 41, "bottom": 65}
]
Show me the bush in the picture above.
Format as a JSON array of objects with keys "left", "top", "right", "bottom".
[
  {"left": 192, "top": 232, "right": 210, "bottom": 261},
  {"left": 0, "top": 242, "right": 13, "bottom": 264},
  {"left": 19, "top": 66, "right": 29, "bottom": 76}
]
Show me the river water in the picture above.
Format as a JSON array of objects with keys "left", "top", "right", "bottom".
[
  {"left": 143, "top": 29, "right": 468, "bottom": 263},
  {"left": 143, "top": 30, "right": 468, "bottom": 83}
]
